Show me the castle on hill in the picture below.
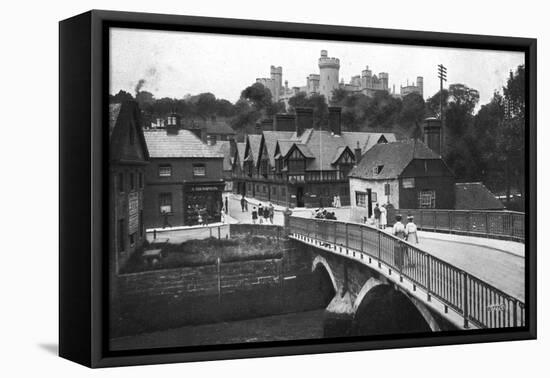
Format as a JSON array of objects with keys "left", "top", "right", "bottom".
[{"left": 255, "top": 50, "right": 423, "bottom": 105}]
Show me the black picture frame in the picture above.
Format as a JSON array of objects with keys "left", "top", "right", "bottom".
[{"left": 59, "top": 9, "right": 537, "bottom": 368}]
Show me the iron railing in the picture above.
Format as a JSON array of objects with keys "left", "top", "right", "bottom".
[
  {"left": 390, "top": 209, "right": 525, "bottom": 242},
  {"left": 288, "top": 216, "right": 526, "bottom": 329}
]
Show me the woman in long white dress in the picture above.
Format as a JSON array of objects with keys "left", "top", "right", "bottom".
[{"left": 379, "top": 204, "right": 387, "bottom": 230}]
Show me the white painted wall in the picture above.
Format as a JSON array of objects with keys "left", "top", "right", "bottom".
[{"left": 349, "top": 177, "right": 399, "bottom": 222}]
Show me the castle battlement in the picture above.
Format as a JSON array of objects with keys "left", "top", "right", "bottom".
[{"left": 319, "top": 57, "right": 340, "bottom": 68}]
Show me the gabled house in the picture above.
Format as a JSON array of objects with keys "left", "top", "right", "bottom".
[
  {"left": 109, "top": 101, "right": 150, "bottom": 273},
  {"left": 349, "top": 136, "right": 455, "bottom": 221}
]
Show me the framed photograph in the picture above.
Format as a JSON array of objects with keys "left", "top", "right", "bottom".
[{"left": 59, "top": 10, "right": 536, "bottom": 368}]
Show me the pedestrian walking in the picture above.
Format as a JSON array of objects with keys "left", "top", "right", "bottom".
[
  {"left": 251, "top": 207, "right": 258, "bottom": 224},
  {"left": 380, "top": 204, "right": 387, "bottom": 230},
  {"left": 268, "top": 203, "right": 275, "bottom": 224},
  {"left": 258, "top": 203, "right": 264, "bottom": 224},
  {"left": 241, "top": 195, "right": 247, "bottom": 212},
  {"left": 392, "top": 214, "right": 407, "bottom": 269},
  {"left": 225, "top": 196, "right": 229, "bottom": 216},
  {"left": 373, "top": 203, "right": 381, "bottom": 229},
  {"left": 263, "top": 205, "right": 270, "bottom": 224},
  {"left": 405, "top": 215, "right": 419, "bottom": 244}
]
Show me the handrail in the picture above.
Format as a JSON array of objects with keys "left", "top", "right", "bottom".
[
  {"left": 390, "top": 209, "right": 525, "bottom": 243},
  {"left": 288, "top": 216, "right": 526, "bottom": 329}
]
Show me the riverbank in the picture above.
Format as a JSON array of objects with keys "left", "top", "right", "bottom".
[{"left": 111, "top": 309, "right": 326, "bottom": 350}]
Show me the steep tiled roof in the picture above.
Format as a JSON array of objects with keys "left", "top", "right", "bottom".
[
  {"left": 263, "top": 131, "right": 295, "bottom": 165},
  {"left": 212, "top": 141, "right": 232, "bottom": 171},
  {"left": 236, "top": 142, "right": 246, "bottom": 168},
  {"left": 144, "top": 129, "right": 223, "bottom": 159},
  {"left": 247, "top": 134, "right": 263, "bottom": 163},
  {"left": 455, "top": 182, "right": 506, "bottom": 210},
  {"left": 349, "top": 139, "right": 441, "bottom": 179}
]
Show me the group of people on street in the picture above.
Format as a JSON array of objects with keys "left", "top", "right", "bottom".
[
  {"left": 392, "top": 214, "right": 419, "bottom": 243},
  {"left": 313, "top": 208, "right": 337, "bottom": 220},
  {"left": 251, "top": 202, "right": 275, "bottom": 224},
  {"left": 372, "top": 203, "right": 387, "bottom": 229}
]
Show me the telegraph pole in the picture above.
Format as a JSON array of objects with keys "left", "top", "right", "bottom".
[{"left": 437, "top": 64, "right": 447, "bottom": 154}]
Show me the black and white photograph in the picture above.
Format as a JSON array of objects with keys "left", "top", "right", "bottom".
[{"left": 107, "top": 26, "right": 528, "bottom": 352}]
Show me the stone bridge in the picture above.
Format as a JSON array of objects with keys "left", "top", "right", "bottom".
[{"left": 288, "top": 216, "right": 526, "bottom": 336}]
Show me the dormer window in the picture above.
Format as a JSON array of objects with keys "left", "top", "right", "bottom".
[{"left": 373, "top": 165, "right": 384, "bottom": 175}]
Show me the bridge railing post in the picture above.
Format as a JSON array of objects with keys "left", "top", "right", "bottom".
[
  {"left": 377, "top": 231, "right": 382, "bottom": 268},
  {"left": 345, "top": 223, "right": 349, "bottom": 251},
  {"left": 360, "top": 225, "right": 364, "bottom": 253},
  {"left": 512, "top": 299, "right": 518, "bottom": 327},
  {"left": 462, "top": 271, "right": 469, "bottom": 328},
  {"left": 426, "top": 253, "right": 431, "bottom": 301}
]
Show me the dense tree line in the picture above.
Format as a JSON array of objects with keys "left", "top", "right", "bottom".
[{"left": 110, "top": 65, "right": 525, "bottom": 208}]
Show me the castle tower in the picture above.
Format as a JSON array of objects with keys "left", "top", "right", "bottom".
[
  {"left": 378, "top": 72, "right": 389, "bottom": 91},
  {"left": 270, "top": 66, "right": 283, "bottom": 102},
  {"left": 416, "top": 76, "right": 424, "bottom": 98},
  {"left": 318, "top": 50, "right": 340, "bottom": 103}
]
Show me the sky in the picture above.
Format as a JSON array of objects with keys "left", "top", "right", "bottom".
[{"left": 110, "top": 28, "right": 524, "bottom": 107}]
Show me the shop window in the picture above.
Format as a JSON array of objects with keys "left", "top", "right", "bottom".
[
  {"left": 419, "top": 190, "right": 436, "bottom": 208},
  {"left": 402, "top": 178, "right": 415, "bottom": 188},
  {"left": 193, "top": 164, "right": 206, "bottom": 177},
  {"left": 159, "top": 193, "right": 173, "bottom": 214},
  {"left": 158, "top": 165, "right": 172, "bottom": 177},
  {"left": 356, "top": 192, "right": 366, "bottom": 207}
]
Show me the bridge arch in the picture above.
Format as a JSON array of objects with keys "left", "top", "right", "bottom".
[
  {"left": 352, "top": 283, "right": 434, "bottom": 335},
  {"left": 311, "top": 255, "right": 338, "bottom": 294}
]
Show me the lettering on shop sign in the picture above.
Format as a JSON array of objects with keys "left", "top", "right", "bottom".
[
  {"left": 128, "top": 191, "right": 139, "bottom": 234},
  {"left": 190, "top": 186, "right": 218, "bottom": 192}
]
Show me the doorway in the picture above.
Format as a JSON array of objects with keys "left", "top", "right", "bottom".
[
  {"left": 367, "top": 188, "right": 373, "bottom": 218},
  {"left": 296, "top": 186, "right": 305, "bottom": 207}
]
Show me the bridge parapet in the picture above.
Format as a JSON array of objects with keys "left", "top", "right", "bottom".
[
  {"left": 289, "top": 216, "right": 526, "bottom": 330},
  {"left": 389, "top": 209, "right": 524, "bottom": 242}
]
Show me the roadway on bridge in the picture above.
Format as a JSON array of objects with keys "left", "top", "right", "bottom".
[{"left": 225, "top": 194, "right": 525, "bottom": 302}]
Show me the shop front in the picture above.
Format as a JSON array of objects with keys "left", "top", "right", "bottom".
[{"left": 183, "top": 182, "right": 225, "bottom": 225}]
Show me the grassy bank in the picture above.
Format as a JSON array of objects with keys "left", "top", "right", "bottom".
[{"left": 121, "top": 234, "right": 284, "bottom": 274}]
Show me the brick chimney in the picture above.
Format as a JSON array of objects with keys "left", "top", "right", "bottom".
[
  {"left": 422, "top": 117, "right": 442, "bottom": 155},
  {"left": 295, "top": 107, "right": 314, "bottom": 137},
  {"left": 328, "top": 106, "right": 342, "bottom": 135},
  {"left": 166, "top": 113, "right": 180, "bottom": 135},
  {"left": 274, "top": 113, "right": 296, "bottom": 131},
  {"left": 261, "top": 118, "right": 274, "bottom": 132}
]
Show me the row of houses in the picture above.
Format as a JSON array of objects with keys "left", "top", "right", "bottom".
[
  {"left": 109, "top": 101, "right": 504, "bottom": 272},
  {"left": 109, "top": 101, "right": 227, "bottom": 272},
  {"left": 230, "top": 110, "right": 504, "bottom": 219},
  {"left": 231, "top": 107, "right": 397, "bottom": 208}
]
